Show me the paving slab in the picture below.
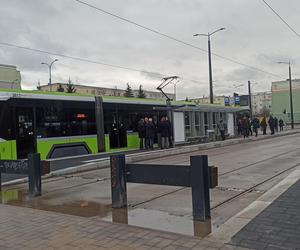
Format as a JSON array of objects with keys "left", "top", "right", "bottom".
[
  {"left": 230, "top": 179, "right": 300, "bottom": 249},
  {"left": 0, "top": 203, "right": 236, "bottom": 250}
]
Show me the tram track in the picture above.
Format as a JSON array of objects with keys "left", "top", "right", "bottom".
[
  {"left": 219, "top": 146, "right": 300, "bottom": 176},
  {"left": 140, "top": 136, "right": 299, "bottom": 166},
  {"left": 130, "top": 161, "right": 300, "bottom": 211},
  {"left": 39, "top": 146, "right": 300, "bottom": 202},
  {"left": 211, "top": 162, "right": 300, "bottom": 210},
  {"left": 27, "top": 144, "right": 300, "bottom": 188},
  {"left": 130, "top": 147, "right": 300, "bottom": 209}
]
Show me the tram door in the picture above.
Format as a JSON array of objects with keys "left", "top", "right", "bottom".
[{"left": 16, "top": 108, "right": 36, "bottom": 159}]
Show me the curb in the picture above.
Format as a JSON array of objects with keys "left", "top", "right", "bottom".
[{"left": 2, "top": 129, "right": 300, "bottom": 188}]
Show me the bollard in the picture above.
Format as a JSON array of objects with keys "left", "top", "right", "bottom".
[
  {"left": 28, "top": 153, "right": 42, "bottom": 197},
  {"left": 190, "top": 155, "right": 211, "bottom": 221},
  {"left": 110, "top": 154, "right": 127, "bottom": 208}
]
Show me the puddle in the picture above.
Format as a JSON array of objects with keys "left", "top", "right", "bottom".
[
  {"left": 103, "top": 208, "right": 211, "bottom": 237},
  {"left": 0, "top": 188, "right": 211, "bottom": 237},
  {"left": 1, "top": 189, "right": 112, "bottom": 217}
]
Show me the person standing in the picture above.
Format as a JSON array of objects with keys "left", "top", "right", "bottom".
[
  {"left": 268, "top": 116, "right": 275, "bottom": 135},
  {"left": 274, "top": 117, "right": 279, "bottom": 132},
  {"left": 260, "top": 117, "right": 267, "bottom": 135},
  {"left": 159, "top": 117, "right": 169, "bottom": 149},
  {"left": 144, "top": 117, "right": 149, "bottom": 149},
  {"left": 165, "top": 116, "right": 173, "bottom": 147},
  {"left": 137, "top": 118, "right": 145, "bottom": 149},
  {"left": 252, "top": 117, "right": 260, "bottom": 137},
  {"left": 145, "top": 117, "right": 155, "bottom": 149},
  {"left": 237, "top": 118, "right": 242, "bottom": 136},
  {"left": 279, "top": 119, "right": 284, "bottom": 131},
  {"left": 241, "top": 116, "right": 249, "bottom": 138},
  {"left": 217, "top": 120, "right": 226, "bottom": 141},
  {"left": 248, "top": 117, "right": 253, "bottom": 136}
]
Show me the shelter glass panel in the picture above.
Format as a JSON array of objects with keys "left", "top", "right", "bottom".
[
  {"left": 204, "top": 112, "right": 209, "bottom": 134},
  {"left": 194, "top": 112, "right": 201, "bottom": 136},
  {"left": 185, "top": 112, "right": 191, "bottom": 138}
]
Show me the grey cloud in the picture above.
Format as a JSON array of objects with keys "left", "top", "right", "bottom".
[
  {"left": 1, "top": 0, "right": 300, "bottom": 97},
  {"left": 140, "top": 71, "right": 165, "bottom": 80}
]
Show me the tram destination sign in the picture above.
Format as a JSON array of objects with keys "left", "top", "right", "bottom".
[{"left": 0, "top": 160, "right": 29, "bottom": 174}]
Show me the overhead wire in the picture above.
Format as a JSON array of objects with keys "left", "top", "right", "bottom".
[
  {"left": 73, "top": 0, "right": 283, "bottom": 79},
  {"left": 261, "top": 0, "right": 300, "bottom": 39},
  {"left": 0, "top": 41, "right": 207, "bottom": 85}
]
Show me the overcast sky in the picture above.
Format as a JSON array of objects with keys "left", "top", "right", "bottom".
[{"left": 1, "top": 0, "right": 300, "bottom": 99}]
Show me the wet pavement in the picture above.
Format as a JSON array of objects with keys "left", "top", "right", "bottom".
[{"left": 0, "top": 202, "right": 233, "bottom": 250}]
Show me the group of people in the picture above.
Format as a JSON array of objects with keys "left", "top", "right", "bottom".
[
  {"left": 137, "top": 116, "right": 172, "bottom": 150},
  {"left": 237, "top": 116, "right": 285, "bottom": 138}
]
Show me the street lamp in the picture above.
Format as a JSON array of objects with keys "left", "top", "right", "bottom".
[
  {"left": 278, "top": 61, "right": 294, "bottom": 129},
  {"left": 41, "top": 59, "right": 58, "bottom": 92},
  {"left": 194, "top": 27, "right": 226, "bottom": 104}
]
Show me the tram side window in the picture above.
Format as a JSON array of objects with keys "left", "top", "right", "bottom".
[
  {"left": 36, "top": 104, "right": 96, "bottom": 138},
  {"left": 0, "top": 103, "right": 13, "bottom": 140},
  {"left": 68, "top": 108, "right": 96, "bottom": 136},
  {"left": 36, "top": 106, "right": 67, "bottom": 138}
]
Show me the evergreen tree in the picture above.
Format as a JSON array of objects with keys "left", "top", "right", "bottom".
[
  {"left": 57, "top": 84, "right": 64, "bottom": 92},
  {"left": 185, "top": 97, "right": 189, "bottom": 102},
  {"left": 66, "top": 78, "right": 76, "bottom": 93},
  {"left": 137, "top": 84, "right": 146, "bottom": 98},
  {"left": 124, "top": 83, "right": 134, "bottom": 98}
]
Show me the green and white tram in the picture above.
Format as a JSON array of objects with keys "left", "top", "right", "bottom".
[{"left": 0, "top": 89, "right": 246, "bottom": 160}]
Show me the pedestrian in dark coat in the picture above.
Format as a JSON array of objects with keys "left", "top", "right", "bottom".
[
  {"left": 241, "top": 116, "right": 249, "bottom": 138},
  {"left": 248, "top": 118, "right": 253, "bottom": 136},
  {"left": 137, "top": 118, "right": 145, "bottom": 149},
  {"left": 268, "top": 116, "right": 275, "bottom": 135},
  {"left": 145, "top": 118, "right": 155, "bottom": 149},
  {"left": 165, "top": 116, "right": 173, "bottom": 147},
  {"left": 158, "top": 117, "right": 169, "bottom": 149},
  {"left": 237, "top": 119, "right": 242, "bottom": 136},
  {"left": 252, "top": 117, "right": 260, "bottom": 137},
  {"left": 217, "top": 120, "right": 226, "bottom": 141},
  {"left": 274, "top": 117, "right": 279, "bottom": 132},
  {"left": 279, "top": 119, "right": 284, "bottom": 131}
]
